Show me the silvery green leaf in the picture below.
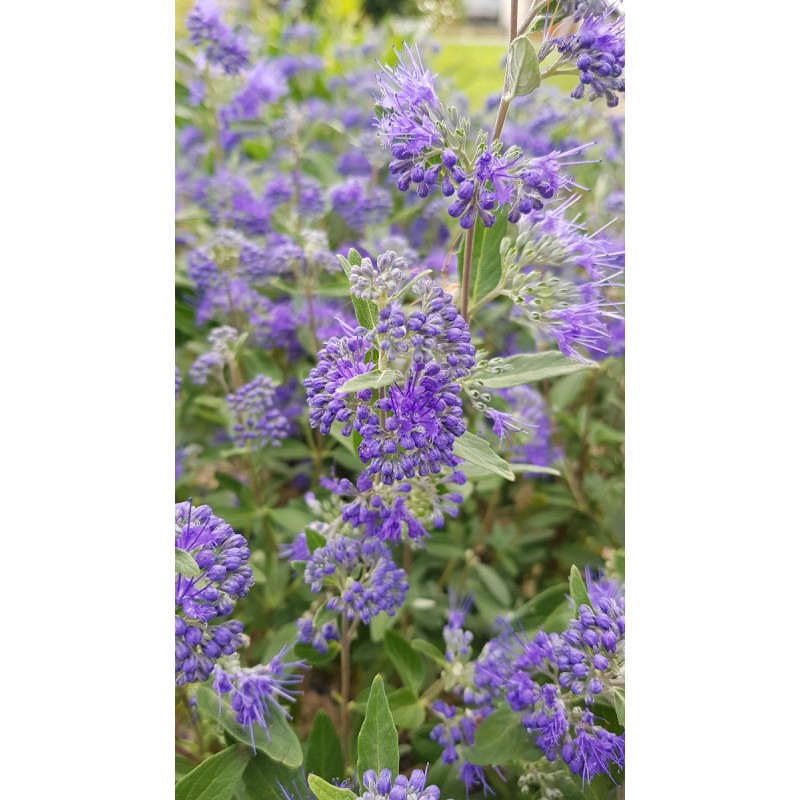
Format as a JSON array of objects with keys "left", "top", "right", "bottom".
[
  {"left": 339, "top": 369, "right": 402, "bottom": 393},
  {"left": 507, "top": 35, "right": 541, "bottom": 97},
  {"left": 453, "top": 431, "right": 514, "bottom": 481}
]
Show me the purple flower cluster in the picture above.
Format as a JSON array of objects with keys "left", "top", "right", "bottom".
[
  {"left": 175, "top": 501, "right": 254, "bottom": 621},
  {"left": 430, "top": 703, "right": 495, "bottom": 795},
  {"left": 227, "top": 374, "right": 292, "bottom": 448},
  {"left": 358, "top": 768, "right": 445, "bottom": 800},
  {"left": 304, "top": 534, "right": 409, "bottom": 623},
  {"left": 210, "top": 646, "right": 306, "bottom": 749},
  {"left": 325, "top": 468, "right": 466, "bottom": 544},
  {"left": 186, "top": 0, "right": 249, "bottom": 76},
  {"left": 175, "top": 617, "right": 245, "bottom": 687},
  {"left": 473, "top": 574, "right": 625, "bottom": 785},
  {"left": 540, "top": 293, "right": 617, "bottom": 365},
  {"left": 360, "top": 361, "right": 466, "bottom": 483},
  {"left": 175, "top": 501, "right": 254, "bottom": 684},
  {"left": 505, "top": 209, "right": 625, "bottom": 363},
  {"left": 375, "top": 45, "right": 589, "bottom": 228},
  {"left": 555, "top": 593, "right": 624, "bottom": 704},
  {"left": 427, "top": 596, "right": 500, "bottom": 796},
  {"left": 544, "top": 11, "right": 625, "bottom": 107},
  {"left": 305, "top": 258, "right": 475, "bottom": 489}
]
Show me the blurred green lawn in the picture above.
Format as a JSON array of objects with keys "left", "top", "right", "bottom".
[{"left": 432, "top": 39, "right": 506, "bottom": 109}]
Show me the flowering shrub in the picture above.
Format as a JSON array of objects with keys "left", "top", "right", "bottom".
[{"left": 175, "top": 2, "right": 624, "bottom": 799}]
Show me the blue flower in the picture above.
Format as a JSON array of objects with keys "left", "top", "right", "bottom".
[{"left": 304, "top": 534, "right": 409, "bottom": 623}]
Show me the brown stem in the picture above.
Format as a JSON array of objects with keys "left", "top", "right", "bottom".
[
  {"left": 510, "top": 0, "right": 519, "bottom": 41},
  {"left": 490, "top": 94, "right": 513, "bottom": 147}
]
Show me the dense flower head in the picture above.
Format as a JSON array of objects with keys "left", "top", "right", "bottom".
[
  {"left": 471, "top": 574, "right": 625, "bottom": 785},
  {"left": 554, "top": 580, "right": 625, "bottom": 703},
  {"left": 349, "top": 250, "right": 411, "bottom": 302},
  {"left": 176, "top": 617, "right": 245, "bottom": 686},
  {"left": 358, "top": 768, "right": 445, "bottom": 800},
  {"left": 227, "top": 375, "right": 292, "bottom": 448},
  {"left": 357, "top": 361, "right": 466, "bottom": 484},
  {"left": 175, "top": 501, "right": 255, "bottom": 622},
  {"left": 211, "top": 646, "right": 306, "bottom": 749},
  {"left": 175, "top": 501, "right": 253, "bottom": 685},
  {"left": 304, "top": 255, "right": 474, "bottom": 485},
  {"left": 375, "top": 44, "right": 443, "bottom": 157},
  {"left": 304, "top": 333, "right": 373, "bottom": 436},
  {"left": 186, "top": 0, "right": 250, "bottom": 75},
  {"left": 176, "top": 366, "right": 182, "bottom": 399},
  {"left": 374, "top": 46, "right": 590, "bottom": 227},
  {"left": 546, "top": 11, "right": 625, "bottom": 108},
  {"left": 325, "top": 467, "right": 466, "bottom": 543},
  {"left": 304, "top": 534, "right": 409, "bottom": 623},
  {"left": 561, "top": 714, "right": 625, "bottom": 785}
]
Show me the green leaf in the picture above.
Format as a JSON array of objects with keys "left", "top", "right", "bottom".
[
  {"left": 569, "top": 565, "right": 592, "bottom": 614},
  {"left": 612, "top": 551, "right": 625, "bottom": 582},
  {"left": 369, "top": 611, "right": 396, "bottom": 642},
  {"left": 338, "top": 253, "right": 379, "bottom": 330},
  {"left": 473, "top": 563, "right": 511, "bottom": 606},
  {"left": 474, "top": 352, "right": 593, "bottom": 388},
  {"left": 469, "top": 217, "right": 508, "bottom": 307},
  {"left": 294, "top": 641, "right": 340, "bottom": 667},
  {"left": 307, "top": 775, "right": 357, "bottom": 800},
  {"left": 305, "top": 711, "right": 344, "bottom": 782},
  {"left": 351, "top": 295, "right": 379, "bottom": 332},
  {"left": 508, "top": 463, "right": 561, "bottom": 477},
  {"left": 387, "top": 688, "right": 426, "bottom": 729},
  {"left": 452, "top": 431, "right": 514, "bottom": 481},
  {"left": 506, "top": 35, "right": 541, "bottom": 97},
  {"left": 176, "top": 548, "right": 201, "bottom": 578},
  {"left": 356, "top": 675, "right": 399, "bottom": 780},
  {"left": 411, "top": 638, "right": 447, "bottom": 666},
  {"left": 570, "top": 770, "right": 618, "bottom": 800},
  {"left": 339, "top": 369, "right": 402, "bottom": 394},
  {"left": 196, "top": 686, "right": 303, "bottom": 768},
  {"left": 240, "top": 755, "right": 302, "bottom": 800},
  {"left": 384, "top": 629, "right": 424, "bottom": 692},
  {"left": 305, "top": 526, "right": 327, "bottom": 554},
  {"left": 175, "top": 745, "right": 251, "bottom": 800},
  {"left": 313, "top": 605, "right": 339, "bottom": 630},
  {"left": 611, "top": 688, "right": 625, "bottom": 727},
  {"left": 515, "top": 582, "right": 569, "bottom": 625},
  {"left": 461, "top": 706, "right": 531, "bottom": 765}
]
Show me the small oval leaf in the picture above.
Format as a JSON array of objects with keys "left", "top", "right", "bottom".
[
  {"left": 339, "top": 369, "right": 402, "bottom": 394},
  {"left": 176, "top": 548, "right": 201, "bottom": 578},
  {"left": 507, "top": 35, "right": 541, "bottom": 97},
  {"left": 452, "top": 431, "right": 514, "bottom": 481}
]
